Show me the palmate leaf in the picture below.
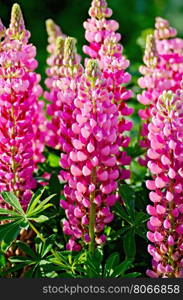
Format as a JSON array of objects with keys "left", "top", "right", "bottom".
[
  {"left": 0, "top": 251, "right": 6, "bottom": 268},
  {"left": 9, "top": 256, "right": 35, "bottom": 264},
  {"left": 0, "top": 219, "right": 27, "bottom": 252},
  {"left": 16, "top": 241, "right": 37, "bottom": 259},
  {"left": 123, "top": 229, "right": 136, "bottom": 259},
  {"left": 112, "top": 259, "right": 134, "bottom": 277},
  {"left": 49, "top": 173, "right": 62, "bottom": 205},
  {"left": 0, "top": 190, "right": 55, "bottom": 252},
  {"left": 119, "top": 184, "right": 135, "bottom": 220},
  {"left": 29, "top": 215, "right": 49, "bottom": 223},
  {"left": 85, "top": 248, "right": 103, "bottom": 278},
  {"left": 41, "top": 235, "right": 56, "bottom": 258},
  {"left": 0, "top": 215, "right": 21, "bottom": 222},
  {"left": 2, "top": 263, "right": 28, "bottom": 276},
  {"left": 26, "top": 194, "right": 55, "bottom": 217},
  {"left": 26, "top": 188, "right": 45, "bottom": 215},
  {"left": 1, "top": 192, "right": 24, "bottom": 214},
  {"left": 103, "top": 252, "right": 120, "bottom": 277},
  {"left": 123, "top": 272, "right": 142, "bottom": 278},
  {"left": 0, "top": 208, "right": 20, "bottom": 217}
]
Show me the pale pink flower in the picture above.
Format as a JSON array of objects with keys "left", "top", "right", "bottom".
[
  {"left": 146, "top": 88, "right": 183, "bottom": 278},
  {"left": 138, "top": 18, "right": 183, "bottom": 166}
]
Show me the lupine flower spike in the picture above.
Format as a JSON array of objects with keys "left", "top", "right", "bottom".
[
  {"left": 83, "top": 0, "right": 133, "bottom": 182},
  {"left": 0, "top": 4, "right": 40, "bottom": 208},
  {"left": 146, "top": 88, "right": 183, "bottom": 278},
  {"left": 60, "top": 49, "right": 121, "bottom": 251},
  {"left": 0, "top": 18, "right": 6, "bottom": 40},
  {"left": 45, "top": 36, "right": 65, "bottom": 148},
  {"left": 45, "top": 21, "right": 82, "bottom": 149},
  {"left": 7, "top": 4, "right": 45, "bottom": 166},
  {"left": 138, "top": 18, "right": 183, "bottom": 166}
]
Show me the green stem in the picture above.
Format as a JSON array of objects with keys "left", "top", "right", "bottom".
[
  {"left": 88, "top": 168, "right": 97, "bottom": 278},
  {"left": 28, "top": 221, "right": 61, "bottom": 262},
  {"left": 28, "top": 221, "right": 45, "bottom": 243},
  {"left": 89, "top": 193, "right": 96, "bottom": 255}
]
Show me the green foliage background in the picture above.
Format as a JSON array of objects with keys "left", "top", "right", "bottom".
[{"left": 0, "top": 0, "right": 183, "bottom": 81}]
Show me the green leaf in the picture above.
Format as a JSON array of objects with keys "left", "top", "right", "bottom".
[
  {"left": 49, "top": 258, "right": 70, "bottom": 270},
  {"left": 16, "top": 241, "right": 37, "bottom": 259},
  {"left": 29, "top": 215, "right": 49, "bottom": 223},
  {"left": 0, "top": 215, "right": 20, "bottom": 222},
  {"left": 86, "top": 249, "right": 103, "bottom": 278},
  {"left": 103, "top": 252, "right": 120, "bottom": 277},
  {"left": 113, "top": 202, "right": 132, "bottom": 224},
  {"left": 119, "top": 184, "right": 135, "bottom": 220},
  {"left": 26, "top": 188, "right": 45, "bottom": 214},
  {"left": 123, "top": 272, "right": 142, "bottom": 278},
  {"left": 135, "top": 212, "right": 149, "bottom": 224},
  {"left": 49, "top": 173, "right": 61, "bottom": 204},
  {"left": 27, "top": 195, "right": 55, "bottom": 217},
  {"left": 0, "top": 208, "right": 20, "bottom": 217},
  {"left": 9, "top": 256, "right": 35, "bottom": 264},
  {"left": 41, "top": 235, "right": 56, "bottom": 258},
  {"left": 112, "top": 259, "right": 133, "bottom": 277},
  {"left": 110, "top": 226, "right": 130, "bottom": 240},
  {"left": 23, "top": 267, "right": 35, "bottom": 278},
  {"left": 1, "top": 192, "right": 24, "bottom": 214},
  {"left": 48, "top": 153, "right": 60, "bottom": 168},
  {"left": 2, "top": 263, "right": 28, "bottom": 276},
  {"left": 0, "top": 252, "right": 6, "bottom": 268},
  {"left": 123, "top": 229, "right": 136, "bottom": 259},
  {"left": 130, "top": 161, "right": 147, "bottom": 183},
  {"left": 58, "top": 272, "right": 76, "bottom": 278},
  {"left": 126, "top": 143, "right": 146, "bottom": 158},
  {"left": 0, "top": 220, "right": 23, "bottom": 252}
]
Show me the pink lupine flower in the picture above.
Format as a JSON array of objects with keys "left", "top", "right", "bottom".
[
  {"left": 0, "top": 5, "right": 35, "bottom": 208},
  {"left": 4, "top": 4, "right": 45, "bottom": 166},
  {"left": 0, "top": 4, "right": 44, "bottom": 208},
  {"left": 45, "top": 37, "right": 65, "bottom": 149},
  {"left": 146, "top": 89, "right": 183, "bottom": 278},
  {"left": 0, "top": 18, "right": 6, "bottom": 40},
  {"left": 60, "top": 53, "right": 121, "bottom": 251},
  {"left": 137, "top": 17, "right": 183, "bottom": 166},
  {"left": 83, "top": 0, "right": 133, "bottom": 181},
  {"left": 46, "top": 19, "right": 66, "bottom": 57},
  {"left": 45, "top": 20, "right": 82, "bottom": 149}
]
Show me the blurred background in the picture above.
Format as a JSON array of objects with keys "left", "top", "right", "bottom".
[{"left": 0, "top": 0, "right": 183, "bottom": 81}]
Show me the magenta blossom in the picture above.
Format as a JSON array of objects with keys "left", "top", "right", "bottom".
[
  {"left": 59, "top": 42, "right": 122, "bottom": 250},
  {"left": 83, "top": 0, "right": 133, "bottom": 181},
  {"left": 137, "top": 18, "right": 183, "bottom": 166},
  {"left": 44, "top": 20, "right": 82, "bottom": 149},
  {"left": 146, "top": 88, "right": 183, "bottom": 278},
  {"left": 0, "top": 4, "right": 45, "bottom": 208}
]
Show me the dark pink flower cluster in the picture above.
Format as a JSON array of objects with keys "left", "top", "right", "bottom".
[
  {"left": 44, "top": 20, "right": 66, "bottom": 149},
  {"left": 83, "top": 0, "right": 133, "bottom": 181},
  {"left": 44, "top": 21, "right": 82, "bottom": 150},
  {"left": 60, "top": 58, "right": 121, "bottom": 251},
  {"left": 138, "top": 17, "right": 183, "bottom": 166},
  {"left": 146, "top": 88, "right": 183, "bottom": 278},
  {"left": 0, "top": 4, "right": 45, "bottom": 208}
]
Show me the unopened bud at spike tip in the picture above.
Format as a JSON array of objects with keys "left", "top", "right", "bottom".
[
  {"left": 46, "top": 19, "right": 57, "bottom": 38},
  {"left": 143, "top": 34, "right": 158, "bottom": 68},
  {"left": 86, "top": 59, "right": 100, "bottom": 79},
  {"left": 89, "top": 0, "right": 112, "bottom": 19},
  {"left": 0, "top": 18, "right": 6, "bottom": 40},
  {"left": 155, "top": 17, "right": 177, "bottom": 40},
  {"left": 64, "top": 37, "right": 76, "bottom": 62},
  {"left": 10, "top": 3, "right": 25, "bottom": 32},
  {"left": 55, "top": 36, "right": 65, "bottom": 56}
]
